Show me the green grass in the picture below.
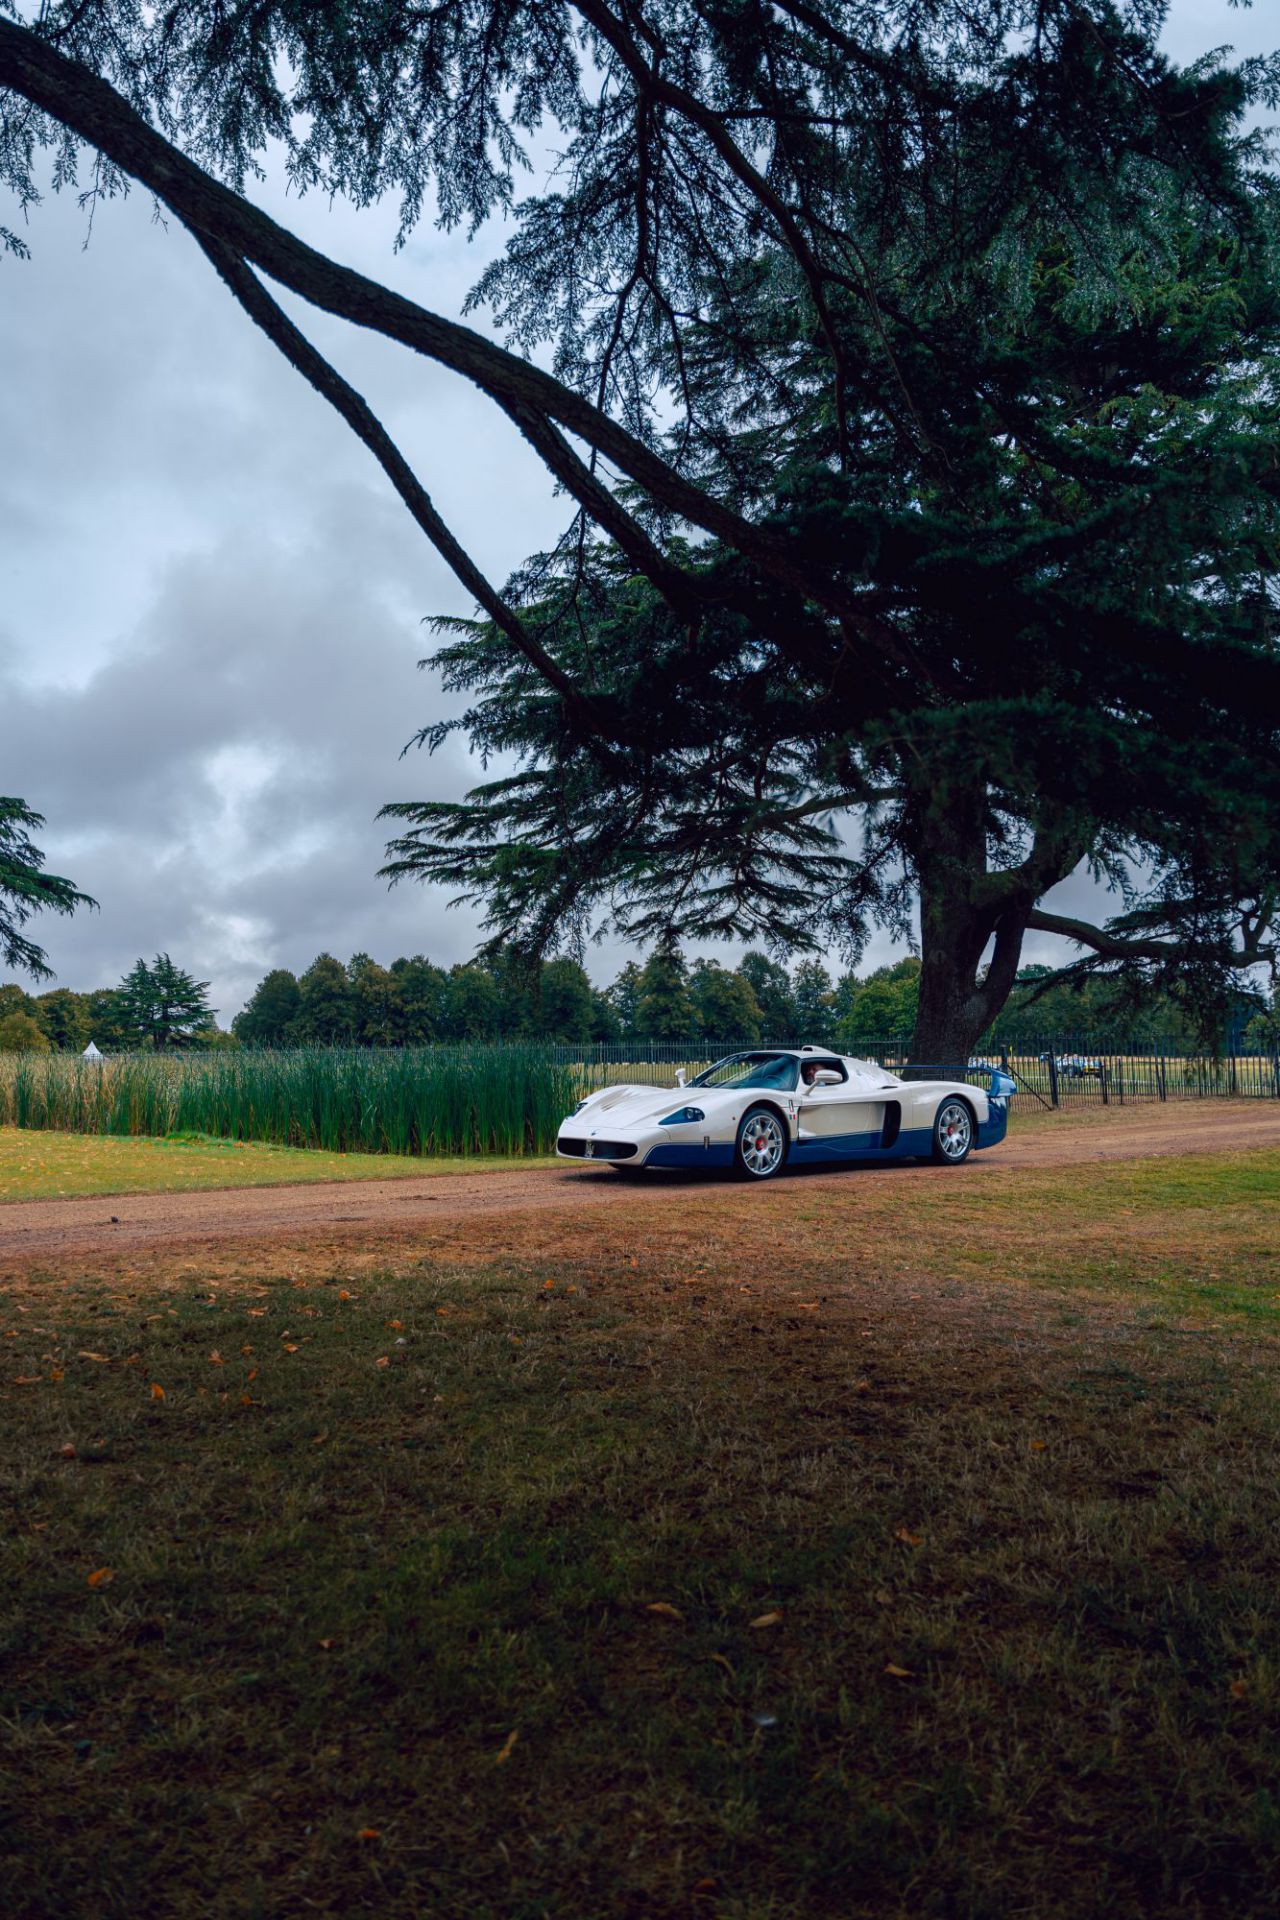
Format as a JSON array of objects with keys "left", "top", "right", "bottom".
[
  {"left": 0, "top": 1128, "right": 551, "bottom": 1203},
  {"left": 4, "top": 1149, "right": 1280, "bottom": 1916}
]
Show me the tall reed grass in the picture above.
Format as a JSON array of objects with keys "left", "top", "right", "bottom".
[{"left": 0, "top": 1047, "right": 579, "bottom": 1157}]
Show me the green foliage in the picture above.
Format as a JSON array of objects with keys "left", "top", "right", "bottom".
[
  {"left": 292, "top": 954, "right": 355, "bottom": 1045},
  {"left": 0, "top": 1009, "right": 50, "bottom": 1053},
  {"left": 115, "top": 955, "right": 215, "bottom": 1052},
  {"left": 635, "top": 946, "right": 696, "bottom": 1040},
  {"left": 0, "top": 797, "right": 94, "bottom": 978},
  {"left": 604, "top": 962, "right": 643, "bottom": 1042},
  {"left": 690, "top": 960, "right": 762, "bottom": 1044},
  {"left": 738, "top": 952, "right": 796, "bottom": 1042},
  {"left": 0, "top": 1046, "right": 576, "bottom": 1156},
  {"left": 33, "top": 988, "right": 91, "bottom": 1053},
  {"left": 791, "top": 959, "right": 836, "bottom": 1042},
  {"left": 232, "top": 969, "right": 301, "bottom": 1047},
  {"left": 536, "top": 957, "right": 597, "bottom": 1040},
  {"left": 834, "top": 959, "right": 921, "bottom": 1051}
]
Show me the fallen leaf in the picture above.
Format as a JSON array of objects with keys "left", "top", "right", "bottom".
[
  {"left": 749, "top": 1611, "right": 783, "bottom": 1629},
  {"left": 246, "top": 1308, "right": 266, "bottom": 1318},
  {"left": 884, "top": 1663, "right": 914, "bottom": 1678},
  {"left": 149, "top": 1382, "right": 166, "bottom": 1401},
  {"left": 13, "top": 1375, "right": 41, "bottom": 1385},
  {"left": 693, "top": 1878, "right": 717, "bottom": 1896},
  {"left": 646, "top": 1602, "right": 684, "bottom": 1620},
  {"left": 357, "top": 1828, "right": 380, "bottom": 1841},
  {"left": 77, "top": 1351, "right": 110, "bottom": 1364},
  {"left": 494, "top": 1728, "right": 519, "bottom": 1765},
  {"left": 873, "top": 1588, "right": 893, "bottom": 1606},
  {"left": 435, "top": 1307, "right": 449, "bottom": 1317},
  {"left": 709, "top": 1653, "right": 736, "bottom": 1679},
  {"left": 209, "top": 1351, "right": 224, "bottom": 1365},
  {"left": 565, "top": 1285, "right": 577, "bottom": 1295},
  {"left": 239, "top": 1394, "right": 255, "bottom": 1407},
  {"left": 318, "top": 1638, "right": 335, "bottom": 1651},
  {"left": 312, "top": 1432, "right": 328, "bottom": 1446},
  {"left": 1030, "top": 1440, "right": 1047, "bottom": 1452},
  {"left": 283, "top": 1343, "right": 299, "bottom": 1353},
  {"left": 1230, "top": 1679, "right": 1249, "bottom": 1699},
  {"left": 338, "top": 1290, "right": 352, "bottom": 1302},
  {"left": 49, "top": 1369, "right": 64, "bottom": 1383},
  {"left": 58, "top": 1443, "right": 76, "bottom": 1459},
  {"left": 376, "top": 1355, "right": 391, "bottom": 1369},
  {"left": 894, "top": 1528, "right": 922, "bottom": 1546},
  {"left": 247, "top": 1368, "right": 258, "bottom": 1382},
  {"left": 86, "top": 1568, "right": 114, "bottom": 1589},
  {"left": 386, "top": 1320, "right": 403, "bottom": 1330},
  {"left": 542, "top": 1280, "right": 554, "bottom": 1291}
]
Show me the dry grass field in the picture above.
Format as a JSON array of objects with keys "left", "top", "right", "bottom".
[
  {"left": 3, "top": 1110, "right": 1280, "bottom": 1918},
  {"left": 0, "top": 1127, "right": 551, "bottom": 1204}
]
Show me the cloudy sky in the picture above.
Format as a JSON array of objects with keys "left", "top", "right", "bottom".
[{"left": 1, "top": 1, "right": 1273, "bottom": 1025}]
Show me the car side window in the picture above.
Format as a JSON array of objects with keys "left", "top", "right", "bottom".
[{"left": 805, "top": 1059, "right": 848, "bottom": 1085}]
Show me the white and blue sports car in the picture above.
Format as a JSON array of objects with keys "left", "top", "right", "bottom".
[{"left": 557, "top": 1046, "right": 1016, "bottom": 1180}]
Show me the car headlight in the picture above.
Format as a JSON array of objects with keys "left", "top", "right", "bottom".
[{"left": 659, "top": 1106, "right": 705, "bottom": 1125}]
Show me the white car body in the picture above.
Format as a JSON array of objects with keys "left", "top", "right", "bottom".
[{"left": 556, "top": 1046, "right": 1014, "bottom": 1176}]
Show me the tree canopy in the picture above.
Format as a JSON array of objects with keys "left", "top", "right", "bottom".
[
  {"left": 0, "top": 796, "right": 94, "bottom": 978},
  {"left": 4, "top": 2, "right": 1280, "bottom": 1056},
  {"left": 116, "top": 954, "right": 216, "bottom": 1050}
]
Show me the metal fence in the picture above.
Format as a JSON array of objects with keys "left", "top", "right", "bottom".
[{"left": 549, "top": 1038, "right": 1280, "bottom": 1106}]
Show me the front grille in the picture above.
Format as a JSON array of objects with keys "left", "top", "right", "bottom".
[{"left": 558, "top": 1138, "right": 638, "bottom": 1160}]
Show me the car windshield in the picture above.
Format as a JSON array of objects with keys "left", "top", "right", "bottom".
[{"left": 690, "top": 1051, "right": 799, "bottom": 1092}]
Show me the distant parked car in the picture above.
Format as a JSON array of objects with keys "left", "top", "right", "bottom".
[
  {"left": 558, "top": 1046, "right": 1018, "bottom": 1181},
  {"left": 1039, "top": 1052, "right": 1102, "bottom": 1079}
]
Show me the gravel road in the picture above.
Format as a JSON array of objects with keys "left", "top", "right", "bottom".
[{"left": 1, "top": 1101, "right": 1276, "bottom": 1272}]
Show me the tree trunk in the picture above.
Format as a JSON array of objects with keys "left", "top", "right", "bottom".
[{"left": 907, "top": 808, "right": 1031, "bottom": 1066}]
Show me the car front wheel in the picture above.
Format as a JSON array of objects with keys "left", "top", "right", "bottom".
[
  {"left": 735, "top": 1106, "right": 788, "bottom": 1181},
  {"left": 931, "top": 1098, "right": 974, "bottom": 1165}
]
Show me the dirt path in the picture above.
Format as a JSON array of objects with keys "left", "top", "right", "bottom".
[{"left": 0, "top": 1101, "right": 1276, "bottom": 1272}]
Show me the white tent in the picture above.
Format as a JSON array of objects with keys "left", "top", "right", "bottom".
[{"left": 82, "top": 1041, "right": 103, "bottom": 1061}]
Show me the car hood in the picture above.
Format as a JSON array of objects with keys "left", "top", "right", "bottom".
[{"left": 571, "top": 1084, "right": 730, "bottom": 1129}]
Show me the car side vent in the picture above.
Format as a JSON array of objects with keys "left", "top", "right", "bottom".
[{"left": 880, "top": 1101, "right": 902, "bottom": 1150}]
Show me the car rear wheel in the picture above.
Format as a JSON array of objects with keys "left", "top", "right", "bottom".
[
  {"left": 931, "top": 1098, "right": 974, "bottom": 1165},
  {"left": 735, "top": 1106, "right": 788, "bottom": 1181}
]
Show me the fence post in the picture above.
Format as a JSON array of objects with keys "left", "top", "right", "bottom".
[
  {"left": 1158, "top": 1054, "right": 1166, "bottom": 1102},
  {"left": 1047, "top": 1051, "right": 1059, "bottom": 1109},
  {"left": 1230, "top": 1051, "right": 1238, "bottom": 1096},
  {"left": 1115, "top": 1055, "right": 1124, "bottom": 1105},
  {"left": 1273, "top": 1050, "right": 1280, "bottom": 1100},
  {"left": 1099, "top": 1061, "right": 1109, "bottom": 1105}
]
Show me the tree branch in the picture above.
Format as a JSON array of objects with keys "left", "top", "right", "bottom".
[
  {"left": 1026, "top": 907, "right": 1276, "bottom": 966},
  {"left": 194, "top": 235, "right": 615, "bottom": 730},
  {"left": 0, "top": 15, "right": 880, "bottom": 635}
]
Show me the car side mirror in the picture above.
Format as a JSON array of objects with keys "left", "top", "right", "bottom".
[{"left": 809, "top": 1068, "right": 842, "bottom": 1088}]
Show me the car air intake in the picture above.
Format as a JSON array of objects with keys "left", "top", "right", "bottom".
[{"left": 559, "top": 1139, "right": 639, "bottom": 1159}]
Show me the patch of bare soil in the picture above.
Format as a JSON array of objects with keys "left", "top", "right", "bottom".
[{"left": 0, "top": 1100, "right": 1275, "bottom": 1276}]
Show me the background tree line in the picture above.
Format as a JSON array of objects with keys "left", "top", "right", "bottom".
[{"left": 4, "top": 947, "right": 1271, "bottom": 1057}]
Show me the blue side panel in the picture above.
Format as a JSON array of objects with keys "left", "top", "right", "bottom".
[
  {"left": 790, "top": 1128, "right": 884, "bottom": 1164},
  {"left": 791, "top": 1126, "right": 935, "bottom": 1164},
  {"left": 977, "top": 1099, "right": 1008, "bottom": 1150},
  {"left": 644, "top": 1142, "right": 736, "bottom": 1170},
  {"left": 893, "top": 1127, "right": 936, "bottom": 1160}
]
